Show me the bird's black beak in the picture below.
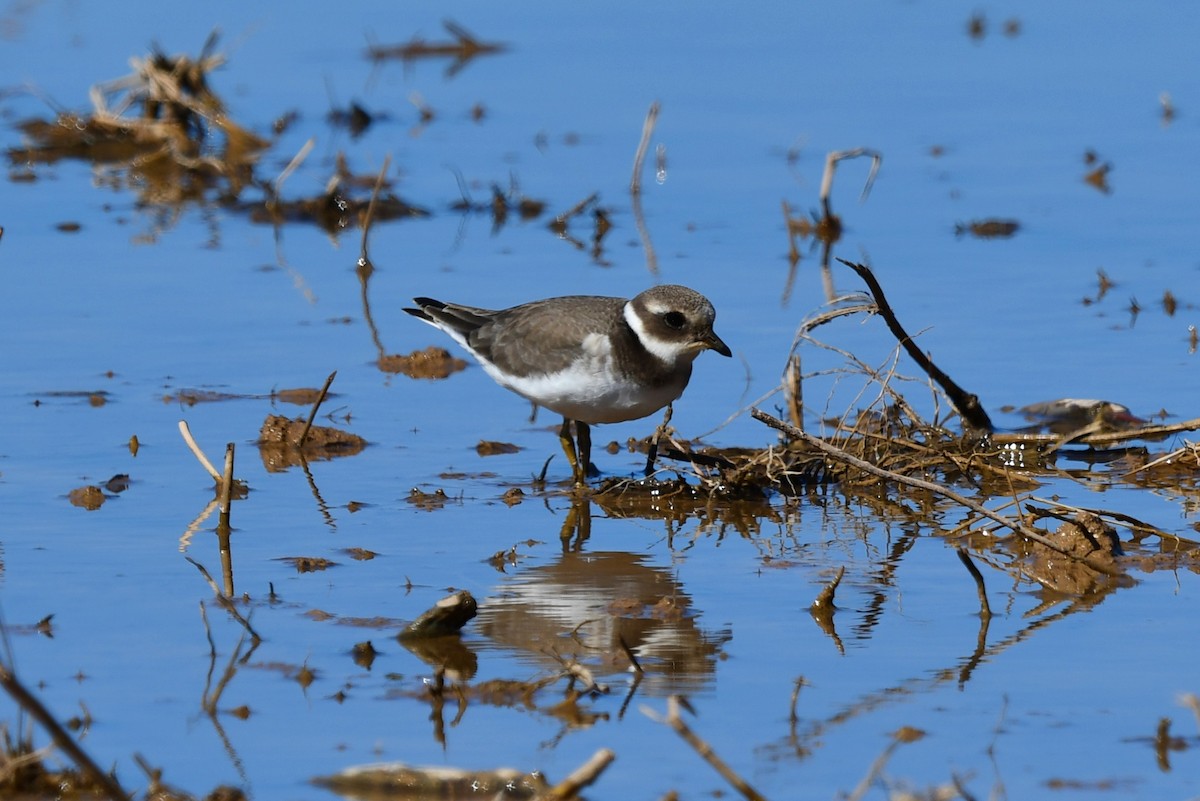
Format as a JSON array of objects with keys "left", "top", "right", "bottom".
[{"left": 703, "top": 330, "right": 732, "bottom": 357}]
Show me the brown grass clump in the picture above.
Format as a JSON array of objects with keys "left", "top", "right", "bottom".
[{"left": 11, "top": 34, "right": 267, "bottom": 209}]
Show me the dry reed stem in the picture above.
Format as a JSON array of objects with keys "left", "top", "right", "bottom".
[
  {"left": 792, "top": 333, "right": 929, "bottom": 442},
  {"left": 0, "top": 743, "right": 57, "bottom": 786},
  {"left": 359, "top": 154, "right": 392, "bottom": 262},
  {"left": 820, "top": 148, "right": 882, "bottom": 210},
  {"left": 784, "top": 355, "right": 803, "bottom": 432},
  {"left": 540, "top": 748, "right": 616, "bottom": 800},
  {"left": 630, "top": 102, "right": 662, "bottom": 276},
  {"left": 789, "top": 676, "right": 807, "bottom": 725},
  {"left": 617, "top": 634, "right": 644, "bottom": 674},
  {"left": 178, "top": 420, "right": 221, "bottom": 481},
  {"left": 630, "top": 101, "right": 660, "bottom": 195},
  {"left": 273, "top": 137, "right": 315, "bottom": 198},
  {"left": 217, "top": 443, "right": 235, "bottom": 516},
  {"left": 554, "top": 192, "right": 599, "bottom": 224},
  {"left": 643, "top": 403, "right": 674, "bottom": 475},
  {"left": 844, "top": 738, "right": 900, "bottom": 801},
  {"left": 1120, "top": 441, "right": 1199, "bottom": 478},
  {"left": 185, "top": 557, "right": 262, "bottom": 642}
]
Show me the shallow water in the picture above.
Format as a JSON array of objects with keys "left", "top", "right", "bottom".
[{"left": 2, "top": 2, "right": 1199, "bottom": 799}]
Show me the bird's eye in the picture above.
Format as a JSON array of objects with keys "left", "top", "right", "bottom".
[{"left": 663, "top": 311, "right": 686, "bottom": 329}]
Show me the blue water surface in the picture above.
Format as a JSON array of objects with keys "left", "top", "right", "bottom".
[{"left": 1, "top": 2, "right": 1199, "bottom": 799}]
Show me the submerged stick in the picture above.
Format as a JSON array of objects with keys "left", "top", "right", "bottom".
[
  {"left": 751, "top": 408, "right": 1123, "bottom": 577},
  {"left": 836, "top": 259, "right": 994, "bottom": 432}
]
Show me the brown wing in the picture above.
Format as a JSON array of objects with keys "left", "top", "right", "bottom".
[{"left": 471, "top": 296, "right": 626, "bottom": 377}]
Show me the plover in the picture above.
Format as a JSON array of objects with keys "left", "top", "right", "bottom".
[{"left": 405, "top": 285, "right": 731, "bottom": 486}]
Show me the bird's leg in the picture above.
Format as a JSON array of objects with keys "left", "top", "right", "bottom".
[
  {"left": 576, "top": 421, "right": 593, "bottom": 480},
  {"left": 559, "top": 417, "right": 583, "bottom": 486}
]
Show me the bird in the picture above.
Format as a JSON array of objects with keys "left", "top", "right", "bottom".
[{"left": 404, "top": 284, "right": 731, "bottom": 486}]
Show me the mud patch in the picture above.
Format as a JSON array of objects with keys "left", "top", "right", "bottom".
[
  {"left": 257, "top": 414, "right": 367, "bottom": 471},
  {"left": 378, "top": 346, "right": 468, "bottom": 379}
]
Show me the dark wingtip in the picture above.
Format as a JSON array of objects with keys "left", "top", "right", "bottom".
[{"left": 406, "top": 297, "right": 444, "bottom": 321}]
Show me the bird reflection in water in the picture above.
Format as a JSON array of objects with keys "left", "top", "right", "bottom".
[{"left": 475, "top": 496, "right": 730, "bottom": 697}]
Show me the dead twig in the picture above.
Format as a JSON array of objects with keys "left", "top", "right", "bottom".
[
  {"left": 956, "top": 548, "right": 992, "bottom": 620},
  {"left": 644, "top": 696, "right": 768, "bottom": 801},
  {"left": 837, "top": 259, "right": 993, "bottom": 432},
  {"left": 617, "top": 634, "right": 644, "bottom": 674},
  {"left": 630, "top": 101, "right": 660, "bottom": 195},
  {"left": 359, "top": 154, "right": 392, "bottom": 263},
  {"left": 540, "top": 748, "right": 616, "bottom": 800},
  {"left": 624, "top": 101, "right": 662, "bottom": 275},
  {"left": 553, "top": 192, "right": 599, "bottom": 225},
  {"left": 811, "top": 566, "right": 844, "bottom": 613},
  {"left": 784, "top": 354, "right": 803, "bottom": 432},
  {"left": 644, "top": 403, "right": 673, "bottom": 476},
  {"left": 298, "top": 370, "right": 338, "bottom": 448},
  {"left": 810, "top": 567, "right": 844, "bottom": 648},
  {"left": 273, "top": 136, "right": 315, "bottom": 201},
  {"left": 364, "top": 20, "right": 505, "bottom": 77},
  {"left": 178, "top": 420, "right": 221, "bottom": 481},
  {"left": 217, "top": 443, "right": 235, "bottom": 517},
  {"left": 820, "top": 147, "right": 882, "bottom": 217},
  {"left": 844, "top": 738, "right": 902, "bottom": 801},
  {"left": 185, "top": 557, "right": 262, "bottom": 642},
  {"left": 789, "top": 676, "right": 807, "bottom": 725}
]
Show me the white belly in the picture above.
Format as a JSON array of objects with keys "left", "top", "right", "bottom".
[{"left": 480, "top": 344, "right": 685, "bottom": 424}]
